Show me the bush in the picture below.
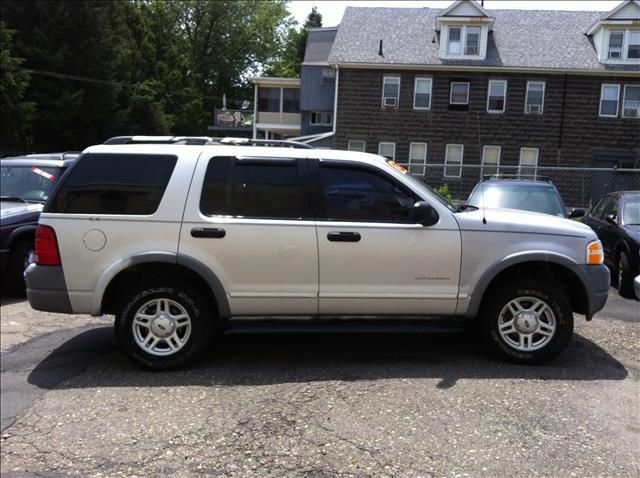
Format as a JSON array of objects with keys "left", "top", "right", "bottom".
[{"left": 435, "top": 183, "right": 455, "bottom": 203}]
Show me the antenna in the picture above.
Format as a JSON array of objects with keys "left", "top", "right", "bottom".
[{"left": 481, "top": 181, "right": 487, "bottom": 224}]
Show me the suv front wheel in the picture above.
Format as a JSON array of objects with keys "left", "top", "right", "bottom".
[
  {"left": 480, "top": 279, "right": 574, "bottom": 364},
  {"left": 115, "top": 281, "right": 213, "bottom": 369}
]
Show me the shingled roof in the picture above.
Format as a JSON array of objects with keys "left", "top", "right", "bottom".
[{"left": 328, "top": 7, "right": 640, "bottom": 72}]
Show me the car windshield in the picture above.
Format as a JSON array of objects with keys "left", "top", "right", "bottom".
[
  {"left": 623, "top": 195, "right": 640, "bottom": 225},
  {"left": 0, "top": 165, "right": 62, "bottom": 203},
  {"left": 468, "top": 183, "right": 565, "bottom": 217}
]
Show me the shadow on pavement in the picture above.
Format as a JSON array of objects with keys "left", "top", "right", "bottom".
[
  {"left": 28, "top": 326, "right": 628, "bottom": 391},
  {"left": 0, "top": 291, "right": 26, "bottom": 307}
]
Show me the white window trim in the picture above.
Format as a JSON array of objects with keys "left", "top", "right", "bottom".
[
  {"left": 406, "top": 142, "right": 428, "bottom": 175},
  {"left": 601, "top": 29, "right": 640, "bottom": 64},
  {"left": 444, "top": 143, "right": 464, "bottom": 178},
  {"left": 486, "top": 79, "right": 507, "bottom": 113},
  {"left": 622, "top": 84, "right": 640, "bottom": 119},
  {"left": 464, "top": 26, "right": 481, "bottom": 56},
  {"left": 348, "top": 139, "right": 366, "bottom": 152},
  {"left": 447, "top": 26, "right": 463, "bottom": 55},
  {"left": 519, "top": 147, "right": 539, "bottom": 178},
  {"left": 608, "top": 30, "right": 625, "bottom": 59},
  {"left": 413, "top": 77, "right": 432, "bottom": 110},
  {"left": 382, "top": 75, "right": 401, "bottom": 108},
  {"left": 481, "top": 145, "right": 501, "bottom": 177},
  {"left": 629, "top": 30, "right": 640, "bottom": 60},
  {"left": 445, "top": 25, "right": 483, "bottom": 58},
  {"left": 524, "top": 81, "right": 545, "bottom": 114},
  {"left": 309, "top": 111, "right": 333, "bottom": 126},
  {"left": 450, "top": 82, "right": 470, "bottom": 105},
  {"left": 599, "top": 83, "right": 620, "bottom": 118},
  {"left": 378, "top": 142, "right": 396, "bottom": 160}
]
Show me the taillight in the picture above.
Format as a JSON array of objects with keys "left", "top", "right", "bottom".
[{"left": 35, "top": 225, "right": 61, "bottom": 266}]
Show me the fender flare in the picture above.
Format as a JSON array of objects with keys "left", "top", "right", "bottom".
[
  {"left": 6, "top": 224, "right": 37, "bottom": 250},
  {"left": 91, "top": 251, "right": 230, "bottom": 317}
]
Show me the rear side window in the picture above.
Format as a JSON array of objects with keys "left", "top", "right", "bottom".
[
  {"left": 200, "top": 157, "right": 312, "bottom": 219},
  {"left": 49, "top": 154, "right": 177, "bottom": 214}
]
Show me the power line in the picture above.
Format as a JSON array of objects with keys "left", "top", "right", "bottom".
[{"left": 0, "top": 64, "right": 249, "bottom": 103}]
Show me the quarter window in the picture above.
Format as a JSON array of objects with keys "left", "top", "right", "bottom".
[
  {"left": 487, "top": 80, "right": 507, "bottom": 113},
  {"left": 481, "top": 145, "right": 501, "bottom": 177},
  {"left": 199, "top": 157, "right": 312, "bottom": 219},
  {"left": 525, "top": 81, "right": 545, "bottom": 114},
  {"left": 378, "top": 142, "right": 396, "bottom": 160},
  {"left": 450, "top": 82, "right": 470, "bottom": 105},
  {"left": 622, "top": 85, "right": 640, "bottom": 118},
  {"left": 404, "top": 142, "right": 428, "bottom": 176},
  {"left": 348, "top": 140, "right": 366, "bottom": 152},
  {"left": 382, "top": 76, "right": 400, "bottom": 108},
  {"left": 599, "top": 84, "right": 620, "bottom": 117},
  {"left": 413, "top": 77, "right": 432, "bottom": 109},
  {"left": 444, "top": 144, "right": 464, "bottom": 178},
  {"left": 49, "top": 154, "right": 177, "bottom": 215},
  {"left": 319, "top": 165, "right": 416, "bottom": 222},
  {"left": 519, "top": 148, "right": 539, "bottom": 177}
]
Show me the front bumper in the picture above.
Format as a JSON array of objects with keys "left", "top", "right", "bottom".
[
  {"left": 25, "top": 263, "right": 73, "bottom": 314},
  {"left": 570, "top": 264, "right": 610, "bottom": 320}
]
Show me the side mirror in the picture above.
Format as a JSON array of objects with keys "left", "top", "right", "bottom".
[
  {"left": 410, "top": 201, "right": 439, "bottom": 226},
  {"left": 568, "top": 208, "right": 585, "bottom": 219},
  {"left": 605, "top": 214, "right": 617, "bottom": 225}
]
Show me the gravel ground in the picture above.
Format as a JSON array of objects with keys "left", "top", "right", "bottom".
[{"left": 0, "top": 291, "right": 638, "bottom": 478}]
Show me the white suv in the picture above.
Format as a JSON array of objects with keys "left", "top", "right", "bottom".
[{"left": 26, "top": 136, "right": 610, "bottom": 369}]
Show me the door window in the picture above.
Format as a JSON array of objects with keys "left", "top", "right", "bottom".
[
  {"left": 200, "top": 157, "right": 312, "bottom": 220},
  {"left": 319, "top": 164, "right": 416, "bottom": 222}
]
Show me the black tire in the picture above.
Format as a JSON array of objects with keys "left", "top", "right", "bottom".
[
  {"left": 479, "top": 278, "right": 574, "bottom": 365},
  {"left": 3, "top": 240, "right": 34, "bottom": 295},
  {"left": 617, "top": 252, "right": 634, "bottom": 299},
  {"left": 114, "top": 281, "right": 213, "bottom": 370}
]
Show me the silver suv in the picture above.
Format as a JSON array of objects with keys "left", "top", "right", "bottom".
[{"left": 25, "top": 137, "right": 610, "bottom": 369}]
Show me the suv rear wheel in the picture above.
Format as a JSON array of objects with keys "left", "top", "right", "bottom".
[
  {"left": 115, "top": 281, "right": 213, "bottom": 370},
  {"left": 480, "top": 279, "right": 573, "bottom": 364}
]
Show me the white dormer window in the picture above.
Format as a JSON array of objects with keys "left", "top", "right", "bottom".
[
  {"left": 587, "top": 0, "right": 640, "bottom": 64},
  {"left": 448, "top": 27, "right": 462, "bottom": 54},
  {"left": 608, "top": 31, "right": 624, "bottom": 58},
  {"left": 446, "top": 25, "right": 483, "bottom": 57},
  {"left": 465, "top": 26, "right": 481, "bottom": 55},
  {"left": 629, "top": 31, "right": 640, "bottom": 58}
]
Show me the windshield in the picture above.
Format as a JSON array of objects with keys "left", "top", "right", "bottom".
[
  {"left": 468, "top": 183, "right": 565, "bottom": 217},
  {"left": 1, "top": 166, "right": 62, "bottom": 203},
  {"left": 623, "top": 195, "right": 640, "bottom": 225}
]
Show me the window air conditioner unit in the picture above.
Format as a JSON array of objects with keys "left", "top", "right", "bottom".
[
  {"left": 623, "top": 107, "right": 639, "bottom": 118},
  {"left": 608, "top": 50, "right": 622, "bottom": 59},
  {"left": 383, "top": 96, "right": 398, "bottom": 107},
  {"left": 527, "top": 105, "right": 542, "bottom": 113}
]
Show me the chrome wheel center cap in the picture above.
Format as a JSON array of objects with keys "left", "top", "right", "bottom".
[
  {"left": 150, "top": 315, "right": 175, "bottom": 338},
  {"left": 515, "top": 312, "right": 538, "bottom": 333}
]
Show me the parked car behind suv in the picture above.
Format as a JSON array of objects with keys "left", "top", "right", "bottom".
[
  {"left": 25, "top": 137, "right": 609, "bottom": 369},
  {"left": 467, "top": 177, "right": 585, "bottom": 218},
  {"left": 1, "top": 152, "right": 78, "bottom": 292},
  {"left": 583, "top": 191, "right": 640, "bottom": 298}
]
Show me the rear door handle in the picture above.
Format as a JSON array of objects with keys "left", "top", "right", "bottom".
[
  {"left": 191, "top": 227, "right": 226, "bottom": 238},
  {"left": 327, "top": 231, "right": 361, "bottom": 242}
]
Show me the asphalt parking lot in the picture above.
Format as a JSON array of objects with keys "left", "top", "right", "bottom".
[{"left": 0, "top": 290, "right": 638, "bottom": 478}]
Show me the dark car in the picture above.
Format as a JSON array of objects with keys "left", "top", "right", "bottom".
[
  {"left": 583, "top": 191, "right": 640, "bottom": 298},
  {"left": 467, "top": 176, "right": 585, "bottom": 218},
  {"left": 1, "top": 152, "right": 79, "bottom": 293}
]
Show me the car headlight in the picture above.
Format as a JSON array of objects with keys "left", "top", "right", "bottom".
[{"left": 586, "top": 240, "right": 604, "bottom": 265}]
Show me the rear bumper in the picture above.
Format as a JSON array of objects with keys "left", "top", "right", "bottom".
[
  {"left": 25, "top": 263, "right": 73, "bottom": 314},
  {"left": 571, "top": 264, "right": 610, "bottom": 320}
]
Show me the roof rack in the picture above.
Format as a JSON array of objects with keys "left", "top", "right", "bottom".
[
  {"left": 482, "top": 174, "right": 553, "bottom": 183},
  {"left": 102, "top": 136, "right": 313, "bottom": 149}
]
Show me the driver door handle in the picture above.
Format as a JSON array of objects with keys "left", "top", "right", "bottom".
[
  {"left": 327, "top": 231, "right": 361, "bottom": 242},
  {"left": 191, "top": 227, "right": 226, "bottom": 238}
]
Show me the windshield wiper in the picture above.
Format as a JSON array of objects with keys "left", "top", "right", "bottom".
[{"left": 0, "top": 195, "right": 28, "bottom": 203}]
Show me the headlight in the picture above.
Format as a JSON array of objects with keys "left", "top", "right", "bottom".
[{"left": 586, "top": 240, "right": 604, "bottom": 265}]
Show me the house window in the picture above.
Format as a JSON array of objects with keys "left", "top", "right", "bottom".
[
  {"left": 282, "top": 88, "right": 300, "bottom": 113},
  {"left": 258, "top": 87, "right": 281, "bottom": 112},
  {"left": 348, "top": 140, "right": 366, "bottom": 152},
  {"left": 481, "top": 146, "right": 501, "bottom": 177},
  {"left": 321, "top": 68, "right": 336, "bottom": 85},
  {"left": 413, "top": 77, "right": 432, "bottom": 109},
  {"left": 448, "top": 27, "right": 462, "bottom": 55},
  {"left": 487, "top": 80, "right": 507, "bottom": 113},
  {"left": 310, "top": 111, "right": 332, "bottom": 125},
  {"left": 444, "top": 144, "right": 463, "bottom": 178},
  {"left": 403, "top": 142, "right": 427, "bottom": 176},
  {"left": 378, "top": 142, "right": 396, "bottom": 160},
  {"left": 519, "top": 148, "right": 539, "bottom": 177},
  {"left": 465, "top": 26, "right": 481, "bottom": 55},
  {"left": 599, "top": 84, "right": 620, "bottom": 117},
  {"left": 608, "top": 31, "right": 624, "bottom": 59},
  {"left": 628, "top": 31, "right": 640, "bottom": 59},
  {"left": 450, "top": 82, "right": 470, "bottom": 105},
  {"left": 382, "top": 76, "right": 400, "bottom": 108},
  {"left": 525, "top": 81, "right": 545, "bottom": 114},
  {"left": 622, "top": 85, "right": 640, "bottom": 118}
]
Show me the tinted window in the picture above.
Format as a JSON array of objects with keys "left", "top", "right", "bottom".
[
  {"left": 468, "top": 184, "right": 565, "bottom": 217},
  {"left": 319, "top": 165, "right": 416, "bottom": 222},
  {"left": 1, "top": 166, "right": 63, "bottom": 202},
  {"left": 623, "top": 195, "right": 640, "bottom": 225},
  {"left": 49, "top": 154, "right": 176, "bottom": 214},
  {"left": 200, "top": 157, "right": 312, "bottom": 219},
  {"left": 600, "top": 196, "right": 618, "bottom": 219}
]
